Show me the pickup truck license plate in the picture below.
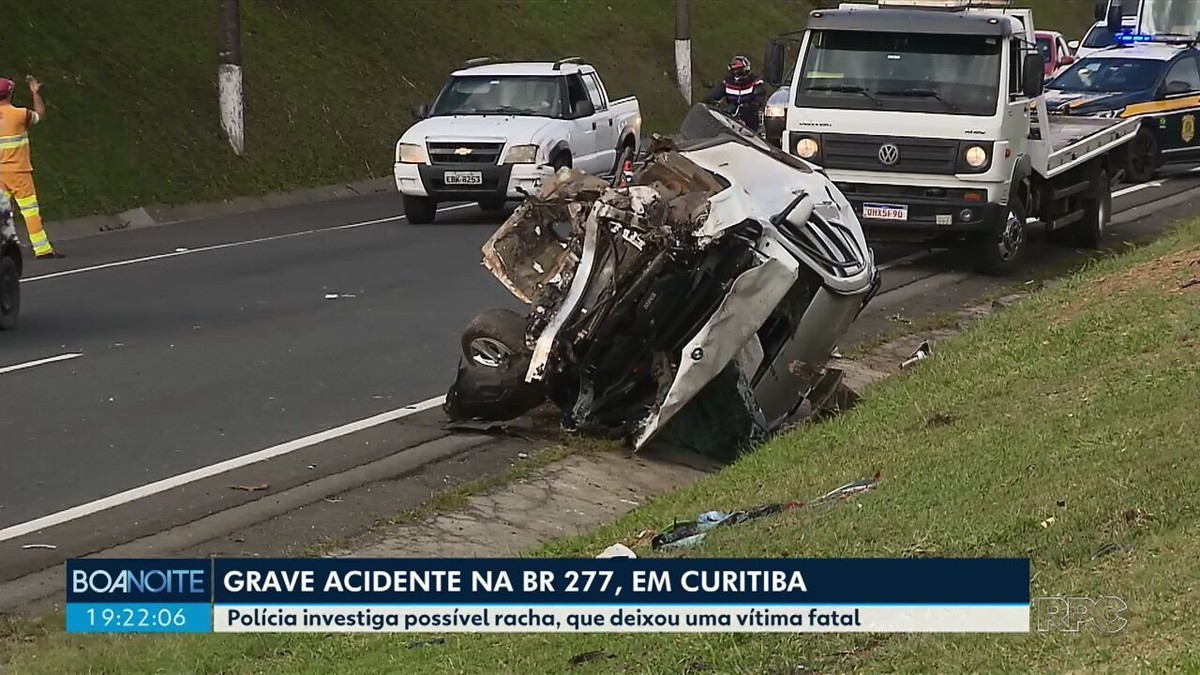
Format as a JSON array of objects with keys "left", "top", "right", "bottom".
[
  {"left": 863, "top": 202, "right": 908, "bottom": 221},
  {"left": 444, "top": 171, "right": 483, "bottom": 186}
]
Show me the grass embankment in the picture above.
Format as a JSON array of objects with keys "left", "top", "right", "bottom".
[
  {"left": 6, "top": 226, "right": 1200, "bottom": 672},
  {"left": 5, "top": 0, "right": 1096, "bottom": 221}
]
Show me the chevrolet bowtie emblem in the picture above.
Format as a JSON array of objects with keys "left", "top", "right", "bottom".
[{"left": 454, "top": 147, "right": 473, "bottom": 156}]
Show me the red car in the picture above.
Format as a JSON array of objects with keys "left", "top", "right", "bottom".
[{"left": 1037, "top": 30, "right": 1076, "bottom": 79}]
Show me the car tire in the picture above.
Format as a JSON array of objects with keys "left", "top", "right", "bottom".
[
  {"left": 0, "top": 254, "right": 20, "bottom": 331},
  {"left": 461, "top": 308, "right": 529, "bottom": 369},
  {"left": 973, "top": 195, "right": 1028, "bottom": 276},
  {"left": 552, "top": 152, "right": 572, "bottom": 171},
  {"left": 1063, "top": 167, "right": 1111, "bottom": 249},
  {"left": 1123, "top": 126, "right": 1160, "bottom": 184},
  {"left": 402, "top": 195, "right": 438, "bottom": 224}
]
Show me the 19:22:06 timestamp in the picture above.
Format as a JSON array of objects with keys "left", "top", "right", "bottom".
[{"left": 87, "top": 606, "right": 189, "bottom": 628}]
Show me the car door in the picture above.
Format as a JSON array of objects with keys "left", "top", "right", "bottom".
[
  {"left": 564, "top": 73, "right": 601, "bottom": 173},
  {"left": 1155, "top": 54, "right": 1200, "bottom": 163},
  {"left": 582, "top": 71, "right": 618, "bottom": 173}
]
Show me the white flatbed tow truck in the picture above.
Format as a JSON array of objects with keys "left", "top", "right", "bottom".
[{"left": 764, "top": 0, "right": 1142, "bottom": 274}]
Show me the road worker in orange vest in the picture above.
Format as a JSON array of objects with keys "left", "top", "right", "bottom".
[{"left": 0, "top": 75, "right": 62, "bottom": 259}]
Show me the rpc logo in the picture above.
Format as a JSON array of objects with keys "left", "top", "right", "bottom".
[{"left": 1034, "top": 596, "right": 1128, "bottom": 633}]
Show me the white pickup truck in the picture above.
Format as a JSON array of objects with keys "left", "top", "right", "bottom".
[{"left": 393, "top": 57, "right": 642, "bottom": 224}]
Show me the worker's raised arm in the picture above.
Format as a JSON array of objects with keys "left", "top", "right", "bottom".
[{"left": 26, "top": 76, "right": 44, "bottom": 122}]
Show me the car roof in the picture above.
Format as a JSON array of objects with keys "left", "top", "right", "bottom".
[
  {"left": 1083, "top": 42, "right": 1193, "bottom": 62},
  {"left": 1035, "top": 30, "right": 1062, "bottom": 39},
  {"left": 450, "top": 62, "right": 592, "bottom": 77}
]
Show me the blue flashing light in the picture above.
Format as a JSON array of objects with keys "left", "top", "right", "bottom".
[{"left": 1114, "top": 31, "right": 1154, "bottom": 45}]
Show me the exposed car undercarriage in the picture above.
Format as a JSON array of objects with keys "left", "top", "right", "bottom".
[{"left": 444, "top": 105, "right": 880, "bottom": 457}]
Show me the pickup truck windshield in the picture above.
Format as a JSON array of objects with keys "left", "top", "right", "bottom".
[
  {"left": 795, "top": 30, "right": 1002, "bottom": 116},
  {"left": 1082, "top": 26, "right": 1115, "bottom": 48},
  {"left": 431, "top": 76, "right": 562, "bottom": 117},
  {"left": 1048, "top": 58, "right": 1164, "bottom": 93}
]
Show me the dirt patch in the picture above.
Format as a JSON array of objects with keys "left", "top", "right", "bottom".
[{"left": 1092, "top": 245, "right": 1200, "bottom": 297}]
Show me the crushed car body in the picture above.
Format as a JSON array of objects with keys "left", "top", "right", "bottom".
[{"left": 444, "top": 104, "right": 880, "bottom": 455}]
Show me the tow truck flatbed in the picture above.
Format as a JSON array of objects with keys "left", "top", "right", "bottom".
[{"left": 1031, "top": 114, "right": 1141, "bottom": 179}]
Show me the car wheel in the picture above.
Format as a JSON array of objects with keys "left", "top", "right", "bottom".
[
  {"left": 973, "top": 196, "right": 1028, "bottom": 276},
  {"left": 1124, "top": 126, "right": 1159, "bottom": 184},
  {"left": 1068, "top": 167, "right": 1112, "bottom": 249},
  {"left": 0, "top": 255, "right": 20, "bottom": 331},
  {"left": 461, "top": 308, "right": 529, "bottom": 369},
  {"left": 402, "top": 194, "right": 438, "bottom": 224}
]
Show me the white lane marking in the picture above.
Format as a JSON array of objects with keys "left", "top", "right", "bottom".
[
  {"left": 878, "top": 249, "right": 941, "bottom": 271},
  {"left": 22, "top": 203, "right": 479, "bottom": 284},
  {"left": 0, "top": 395, "right": 447, "bottom": 542},
  {"left": 0, "top": 352, "right": 83, "bottom": 375},
  {"left": 1114, "top": 181, "right": 1161, "bottom": 198}
]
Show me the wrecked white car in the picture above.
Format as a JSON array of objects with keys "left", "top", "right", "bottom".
[{"left": 444, "top": 104, "right": 880, "bottom": 456}]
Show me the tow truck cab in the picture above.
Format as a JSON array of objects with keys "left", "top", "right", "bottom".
[
  {"left": 764, "top": 0, "right": 1138, "bottom": 275},
  {"left": 765, "top": 2, "right": 1041, "bottom": 243}
]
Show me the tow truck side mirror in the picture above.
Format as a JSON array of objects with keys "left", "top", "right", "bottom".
[
  {"left": 1094, "top": 1, "right": 1105, "bottom": 21},
  {"left": 764, "top": 41, "right": 787, "bottom": 88},
  {"left": 1022, "top": 53, "right": 1045, "bottom": 98}
]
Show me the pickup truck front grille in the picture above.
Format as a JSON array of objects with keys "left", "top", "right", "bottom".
[
  {"left": 427, "top": 141, "right": 505, "bottom": 165},
  {"left": 821, "top": 134, "right": 957, "bottom": 175}
]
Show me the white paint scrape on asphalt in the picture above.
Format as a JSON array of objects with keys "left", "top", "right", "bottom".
[
  {"left": 0, "top": 352, "right": 84, "bottom": 376},
  {"left": 0, "top": 395, "right": 447, "bottom": 542}
]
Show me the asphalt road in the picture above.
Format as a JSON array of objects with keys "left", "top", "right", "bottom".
[{"left": 2, "top": 166, "right": 1199, "bottom": 538}]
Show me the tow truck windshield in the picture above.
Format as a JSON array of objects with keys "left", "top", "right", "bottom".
[
  {"left": 1048, "top": 57, "right": 1164, "bottom": 93},
  {"left": 794, "top": 30, "right": 1001, "bottom": 117},
  {"left": 431, "top": 76, "right": 563, "bottom": 117}
]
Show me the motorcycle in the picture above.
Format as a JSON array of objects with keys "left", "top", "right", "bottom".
[{"left": 443, "top": 104, "right": 879, "bottom": 458}]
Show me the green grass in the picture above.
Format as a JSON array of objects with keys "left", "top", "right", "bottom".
[
  {"left": 4, "top": 0, "right": 1097, "bottom": 220},
  {"left": 6, "top": 224, "right": 1199, "bottom": 674}
]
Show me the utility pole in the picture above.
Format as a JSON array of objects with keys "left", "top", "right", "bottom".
[
  {"left": 218, "top": 0, "right": 244, "bottom": 155},
  {"left": 675, "top": 0, "right": 692, "bottom": 104}
]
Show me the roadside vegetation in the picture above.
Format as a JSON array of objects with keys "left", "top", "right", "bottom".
[
  {"left": 6, "top": 211, "right": 1199, "bottom": 672},
  {"left": 5, "top": 0, "right": 1096, "bottom": 220}
]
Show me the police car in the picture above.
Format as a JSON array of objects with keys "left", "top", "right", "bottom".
[{"left": 1044, "top": 36, "right": 1200, "bottom": 182}]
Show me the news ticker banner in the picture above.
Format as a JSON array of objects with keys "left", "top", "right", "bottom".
[{"left": 66, "top": 558, "right": 1030, "bottom": 634}]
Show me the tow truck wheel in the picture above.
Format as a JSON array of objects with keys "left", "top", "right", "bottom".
[
  {"left": 1124, "top": 127, "right": 1160, "bottom": 184},
  {"left": 402, "top": 195, "right": 438, "bottom": 225},
  {"left": 0, "top": 255, "right": 19, "bottom": 331},
  {"left": 1069, "top": 167, "right": 1112, "bottom": 249},
  {"left": 973, "top": 196, "right": 1028, "bottom": 276},
  {"left": 461, "top": 308, "right": 529, "bottom": 369}
]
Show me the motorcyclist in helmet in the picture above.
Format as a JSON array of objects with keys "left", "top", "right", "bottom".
[{"left": 705, "top": 55, "right": 768, "bottom": 132}]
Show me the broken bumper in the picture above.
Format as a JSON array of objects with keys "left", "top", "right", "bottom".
[{"left": 393, "top": 162, "right": 552, "bottom": 201}]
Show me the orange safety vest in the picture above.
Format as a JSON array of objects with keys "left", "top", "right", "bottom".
[{"left": 0, "top": 103, "right": 35, "bottom": 172}]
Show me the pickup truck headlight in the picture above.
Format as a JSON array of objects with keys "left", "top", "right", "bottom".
[
  {"left": 765, "top": 104, "right": 787, "bottom": 118},
  {"left": 397, "top": 143, "right": 426, "bottom": 164},
  {"left": 964, "top": 145, "right": 988, "bottom": 168},
  {"left": 503, "top": 144, "right": 539, "bottom": 164}
]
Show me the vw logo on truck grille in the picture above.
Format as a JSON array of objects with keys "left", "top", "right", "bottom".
[{"left": 878, "top": 143, "right": 901, "bottom": 166}]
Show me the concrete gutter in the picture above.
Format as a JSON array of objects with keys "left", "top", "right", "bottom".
[{"left": 43, "top": 176, "right": 397, "bottom": 242}]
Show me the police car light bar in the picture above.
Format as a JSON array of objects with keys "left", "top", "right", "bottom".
[
  {"left": 876, "top": 0, "right": 1011, "bottom": 9},
  {"left": 1114, "top": 30, "right": 1198, "bottom": 45}
]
